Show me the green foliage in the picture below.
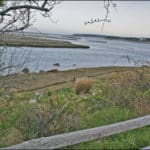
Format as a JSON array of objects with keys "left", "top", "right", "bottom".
[
  {"left": 16, "top": 105, "right": 48, "bottom": 140},
  {"left": 22, "top": 67, "right": 30, "bottom": 73},
  {"left": 80, "top": 107, "right": 136, "bottom": 129}
]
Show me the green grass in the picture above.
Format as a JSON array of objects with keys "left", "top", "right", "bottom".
[
  {"left": 70, "top": 127, "right": 150, "bottom": 150},
  {"left": 80, "top": 107, "right": 136, "bottom": 129}
]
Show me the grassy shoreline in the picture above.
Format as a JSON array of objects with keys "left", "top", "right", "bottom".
[
  {"left": 0, "top": 33, "right": 89, "bottom": 48},
  {"left": 2, "top": 66, "right": 148, "bottom": 93}
]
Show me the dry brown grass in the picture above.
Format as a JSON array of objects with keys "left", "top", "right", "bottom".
[
  {"left": 133, "top": 100, "right": 150, "bottom": 115},
  {"left": 74, "top": 78, "right": 95, "bottom": 94},
  {"left": 111, "top": 71, "right": 138, "bottom": 88}
]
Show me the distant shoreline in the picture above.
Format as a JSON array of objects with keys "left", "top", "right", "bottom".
[
  {"left": 0, "top": 33, "right": 89, "bottom": 48},
  {"left": 73, "top": 34, "right": 150, "bottom": 44}
]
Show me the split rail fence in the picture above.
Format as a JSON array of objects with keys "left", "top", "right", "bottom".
[{"left": 2, "top": 115, "right": 150, "bottom": 149}]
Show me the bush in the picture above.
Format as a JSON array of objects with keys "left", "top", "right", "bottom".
[
  {"left": 74, "top": 78, "right": 94, "bottom": 94},
  {"left": 22, "top": 67, "right": 30, "bottom": 73},
  {"left": 16, "top": 108, "right": 51, "bottom": 140}
]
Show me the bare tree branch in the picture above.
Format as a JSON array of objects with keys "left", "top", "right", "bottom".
[
  {"left": 84, "top": 0, "right": 117, "bottom": 31},
  {"left": 0, "top": 0, "right": 59, "bottom": 32},
  {"left": 0, "top": 5, "right": 50, "bottom": 16}
]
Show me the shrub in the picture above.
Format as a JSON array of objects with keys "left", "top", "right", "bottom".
[
  {"left": 0, "top": 128, "right": 23, "bottom": 147},
  {"left": 16, "top": 108, "right": 51, "bottom": 140},
  {"left": 22, "top": 67, "right": 30, "bottom": 73},
  {"left": 47, "top": 69, "right": 59, "bottom": 73},
  {"left": 74, "top": 78, "right": 94, "bottom": 94}
]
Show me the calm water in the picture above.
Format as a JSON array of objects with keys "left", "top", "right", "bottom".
[{"left": 2, "top": 35, "right": 150, "bottom": 74}]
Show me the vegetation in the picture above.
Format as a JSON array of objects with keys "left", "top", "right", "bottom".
[
  {"left": 0, "top": 33, "right": 89, "bottom": 48},
  {"left": 0, "top": 1, "right": 149, "bottom": 149},
  {"left": 70, "top": 127, "right": 150, "bottom": 149},
  {"left": 22, "top": 67, "right": 30, "bottom": 74},
  {"left": 0, "top": 67, "right": 150, "bottom": 149},
  {"left": 74, "top": 78, "right": 95, "bottom": 94}
]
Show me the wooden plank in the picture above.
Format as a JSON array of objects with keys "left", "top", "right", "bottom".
[{"left": 3, "top": 115, "right": 150, "bottom": 149}]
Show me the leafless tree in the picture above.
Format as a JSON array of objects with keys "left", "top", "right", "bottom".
[
  {"left": 0, "top": 0, "right": 60, "bottom": 95},
  {"left": 0, "top": 0, "right": 59, "bottom": 32},
  {"left": 0, "top": 0, "right": 59, "bottom": 75}
]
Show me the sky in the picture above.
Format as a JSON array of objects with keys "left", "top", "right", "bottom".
[{"left": 31, "top": 1, "right": 150, "bottom": 37}]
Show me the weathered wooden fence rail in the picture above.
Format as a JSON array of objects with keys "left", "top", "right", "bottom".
[{"left": 3, "top": 115, "right": 150, "bottom": 149}]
